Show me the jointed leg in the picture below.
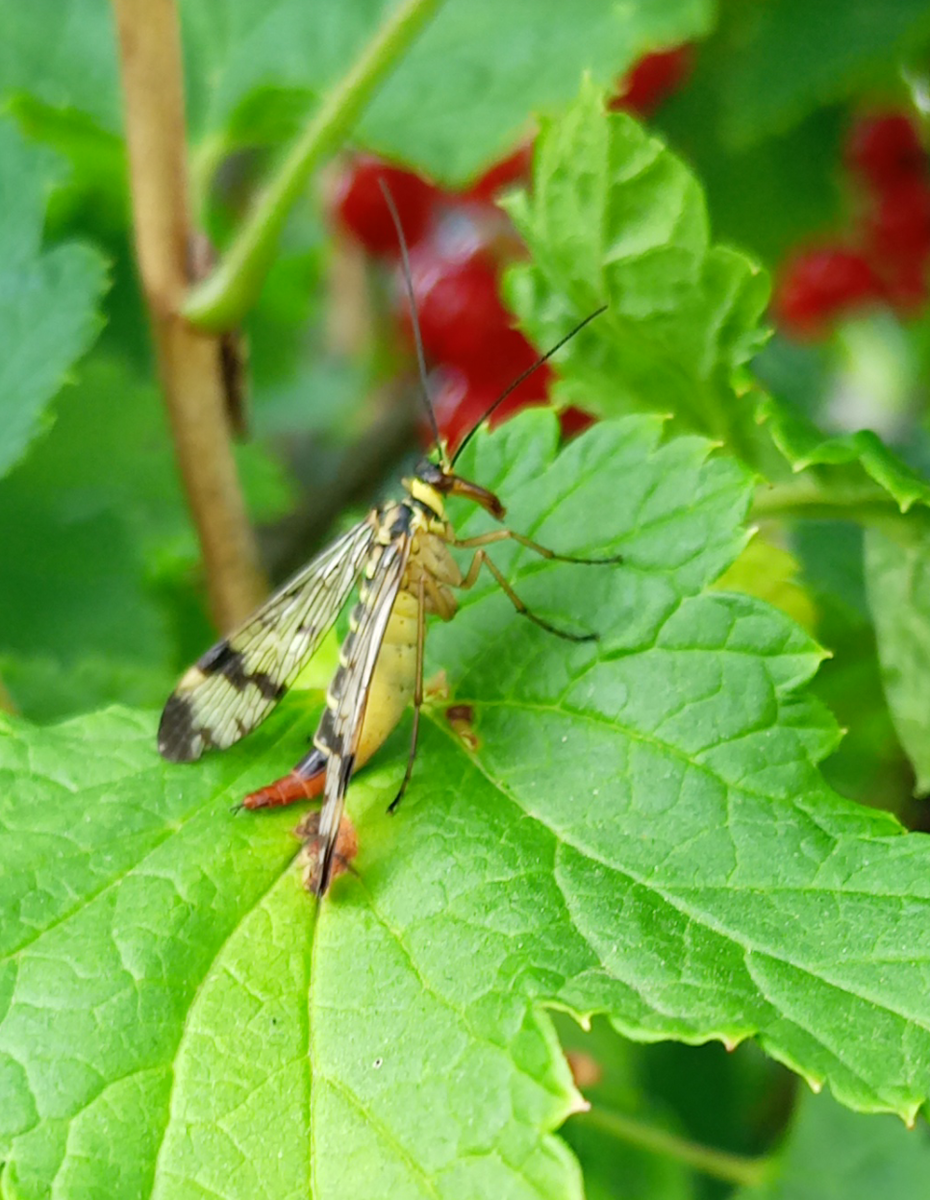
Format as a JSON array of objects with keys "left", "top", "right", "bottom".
[
  {"left": 388, "top": 576, "right": 426, "bottom": 814},
  {"left": 460, "top": 550, "right": 596, "bottom": 642},
  {"left": 453, "top": 528, "right": 623, "bottom": 566}
]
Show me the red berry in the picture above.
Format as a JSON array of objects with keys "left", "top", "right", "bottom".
[
  {"left": 611, "top": 46, "right": 694, "bottom": 117},
  {"left": 559, "top": 406, "right": 596, "bottom": 441},
  {"left": 774, "top": 246, "right": 882, "bottom": 338},
  {"left": 464, "top": 141, "right": 534, "bottom": 203},
  {"left": 846, "top": 112, "right": 925, "bottom": 191},
  {"left": 331, "top": 155, "right": 435, "bottom": 257}
]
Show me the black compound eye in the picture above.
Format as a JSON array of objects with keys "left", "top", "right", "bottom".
[{"left": 415, "top": 459, "right": 448, "bottom": 488}]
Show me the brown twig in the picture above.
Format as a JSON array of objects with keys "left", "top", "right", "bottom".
[{"left": 112, "top": 0, "right": 267, "bottom": 631}]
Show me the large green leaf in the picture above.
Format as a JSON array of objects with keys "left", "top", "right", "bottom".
[
  {"left": 3, "top": 412, "right": 930, "bottom": 1199},
  {"left": 720, "top": 0, "right": 930, "bottom": 148},
  {"left": 863, "top": 526, "right": 930, "bottom": 795},
  {"left": 0, "top": 119, "right": 106, "bottom": 478},
  {"left": 1, "top": 0, "right": 715, "bottom": 185}
]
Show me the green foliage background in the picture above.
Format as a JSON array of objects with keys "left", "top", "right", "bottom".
[{"left": 2, "top": 1, "right": 930, "bottom": 1197}]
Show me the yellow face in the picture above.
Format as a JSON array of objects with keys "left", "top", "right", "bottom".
[{"left": 407, "top": 477, "right": 449, "bottom": 535}]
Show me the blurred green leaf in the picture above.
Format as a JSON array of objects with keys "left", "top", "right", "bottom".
[
  {"left": 789, "top": 522, "right": 908, "bottom": 810},
  {"left": 864, "top": 526, "right": 930, "bottom": 794},
  {"left": 756, "top": 394, "right": 930, "bottom": 513},
  {"left": 656, "top": 29, "right": 845, "bottom": 266},
  {"left": 0, "top": 119, "right": 107, "bottom": 478},
  {"left": 355, "top": 0, "right": 714, "bottom": 182},
  {"left": 0, "top": 2, "right": 120, "bottom": 133},
  {"left": 736, "top": 1090, "right": 930, "bottom": 1200},
  {"left": 4, "top": 414, "right": 930, "bottom": 1198},
  {"left": 0, "top": 653, "right": 175, "bottom": 724},
  {"left": 2, "top": 0, "right": 716, "bottom": 187},
  {"left": 0, "top": 354, "right": 293, "bottom": 719},
  {"left": 720, "top": 0, "right": 930, "bottom": 147},
  {"left": 555, "top": 1017, "right": 695, "bottom": 1200}
]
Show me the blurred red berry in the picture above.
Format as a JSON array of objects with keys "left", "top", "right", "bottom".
[
  {"left": 846, "top": 112, "right": 925, "bottom": 191},
  {"left": 774, "top": 246, "right": 883, "bottom": 338},
  {"left": 464, "top": 141, "right": 534, "bottom": 203},
  {"left": 428, "top": 359, "right": 553, "bottom": 453},
  {"left": 559, "top": 406, "right": 596, "bottom": 440},
  {"left": 402, "top": 248, "right": 523, "bottom": 375},
  {"left": 861, "top": 176, "right": 930, "bottom": 311},
  {"left": 331, "top": 155, "right": 436, "bottom": 257},
  {"left": 863, "top": 175, "right": 930, "bottom": 264},
  {"left": 880, "top": 257, "right": 928, "bottom": 311},
  {"left": 611, "top": 45, "right": 694, "bottom": 116}
]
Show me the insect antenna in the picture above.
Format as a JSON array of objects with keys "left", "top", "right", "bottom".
[
  {"left": 450, "top": 303, "right": 607, "bottom": 467},
  {"left": 377, "top": 177, "right": 449, "bottom": 469}
]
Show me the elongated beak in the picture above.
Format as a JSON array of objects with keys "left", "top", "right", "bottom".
[{"left": 448, "top": 477, "right": 506, "bottom": 520}]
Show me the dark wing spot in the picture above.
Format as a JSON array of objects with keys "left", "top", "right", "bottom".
[
  {"left": 198, "top": 640, "right": 286, "bottom": 701},
  {"left": 158, "top": 694, "right": 201, "bottom": 762},
  {"left": 197, "top": 638, "right": 235, "bottom": 673},
  {"left": 338, "top": 752, "right": 355, "bottom": 793},
  {"left": 251, "top": 671, "right": 288, "bottom": 701}
]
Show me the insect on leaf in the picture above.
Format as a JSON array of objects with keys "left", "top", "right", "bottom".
[{"left": 4, "top": 413, "right": 930, "bottom": 1200}]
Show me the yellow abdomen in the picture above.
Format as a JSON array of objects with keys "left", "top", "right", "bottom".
[{"left": 354, "top": 590, "right": 418, "bottom": 769}]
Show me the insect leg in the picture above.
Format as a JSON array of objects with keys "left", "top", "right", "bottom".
[
  {"left": 388, "top": 576, "right": 426, "bottom": 814},
  {"left": 459, "top": 551, "right": 597, "bottom": 642},
  {"left": 237, "top": 746, "right": 328, "bottom": 811},
  {"left": 454, "top": 528, "right": 622, "bottom": 566}
]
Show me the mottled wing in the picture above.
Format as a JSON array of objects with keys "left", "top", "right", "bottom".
[
  {"left": 158, "top": 520, "right": 375, "bottom": 762},
  {"left": 311, "top": 534, "right": 411, "bottom": 894}
]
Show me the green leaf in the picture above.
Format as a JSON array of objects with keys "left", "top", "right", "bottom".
[
  {"left": 0, "top": 119, "right": 107, "bottom": 478},
  {"left": 496, "top": 77, "right": 930, "bottom": 522},
  {"left": 490, "top": 73, "right": 930, "bottom": 534},
  {"left": 503, "top": 80, "right": 769, "bottom": 443},
  {"left": 736, "top": 1090, "right": 930, "bottom": 1200},
  {"left": 4, "top": 412, "right": 930, "bottom": 1199},
  {"left": 864, "top": 526, "right": 930, "bottom": 794},
  {"left": 720, "top": 0, "right": 930, "bottom": 148},
  {"left": 3, "top": 0, "right": 715, "bottom": 186},
  {"left": 755, "top": 394, "right": 930, "bottom": 513}
]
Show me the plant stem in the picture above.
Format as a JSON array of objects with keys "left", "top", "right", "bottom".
[
  {"left": 183, "top": 0, "right": 444, "bottom": 332},
  {"left": 0, "top": 676, "right": 16, "bottom": 716},
  {"left": 576, "top": 1105, "right": 774, "bottom": 1189},
  {"left": 112, "top": 0, "right": 267, "bottom": 631},
  {"left": 751, "top": 478, "right": 930, "bottom": 534}
]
